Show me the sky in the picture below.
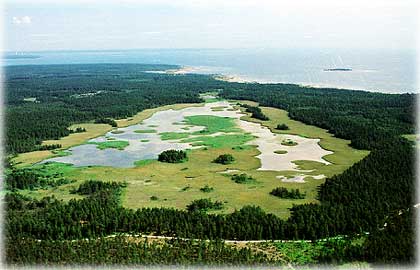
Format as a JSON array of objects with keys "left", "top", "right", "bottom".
[{"left": 3, "top": 0, "right": 419, "bottom": 52}]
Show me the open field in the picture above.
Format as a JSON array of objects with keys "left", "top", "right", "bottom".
[{"left": 12, "top": 99, "right": 369, "bottom": 218}]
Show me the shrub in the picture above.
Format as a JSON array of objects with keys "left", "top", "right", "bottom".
[
  {"left": 94, "top": 118, "right": 117, "bottom": 127},
  {"left": 281, "top": 139, "right": 298, "bottom": 146},
  {"left": 200, "top": 185, "right": 214, "bottom": 193},
  {"left": 158, "top": 149, "right": 188, "bottom": 163},
  {"left": 270, "top": 187, "right": 305, "bottom": 199},
  {"left": 276, "top": 124, "right": 289, "bottom": 130},
  {"left": 213, "top": 154, "right": 235, "bottom": 165},
  {"left": 181, "top": 186, "right": 191, "bottom": 192},
  {"left": 231, "top": 173, "right": 255, "bottom": 184},
  {"left": 70, "top": 180, "right": 126, "bottom": 195},
  {"left": 186, "top": 198, "right": 223, "bottom": 212},
  {"left": 70, "top": 127, "right": 86, "bottom": 133}
]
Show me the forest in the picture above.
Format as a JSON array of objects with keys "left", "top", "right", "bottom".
[
  {"left": 4, "top": 64, "right": 417, "bottom": 266},
  {"left": 5, "top": 64, "right": 226, "bottom": 153}
]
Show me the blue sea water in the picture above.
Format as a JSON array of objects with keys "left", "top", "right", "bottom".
[{"left": 2, "top": 48, "right": 417, "bottom": 93}]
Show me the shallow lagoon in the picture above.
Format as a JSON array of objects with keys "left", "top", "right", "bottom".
[{"left": 43, "top": 100, "right": 332, "bottom": 171}]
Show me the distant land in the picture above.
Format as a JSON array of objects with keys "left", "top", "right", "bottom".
[
  {"left": 4, "top": 54, "right": 41, "bottom": 59},
  {"left": 323, "top": 68, "right": 352, "bottom": 71},
  {"left": 2, "top": 49, "right": 416, "bottom": 93}
]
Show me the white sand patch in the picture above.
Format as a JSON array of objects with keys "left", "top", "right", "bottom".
[
  {"left": 276, "top": 174, "right": 326, "bottom": 183},
  {"left": 276, "top": 175, "right": 307, "bottom": 183},
  {"left": 312, "top": 174, "right": 326, "bottom": 180},
  {"left": 236, "top": 119, "right": 333, "bottom": 171},
  {"left": 218, "top": 169, "right": 240, "bottom": 174},
  {"left": 202, "top": 95, "right": 217, "bottom": 100}
]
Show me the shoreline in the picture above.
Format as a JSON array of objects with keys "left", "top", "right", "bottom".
[
  {"left": 213, "top": 73, "right": 408, "bottom": 93},
  {"left": 175, "top": 66, "right": 414, "bottom": 94}
]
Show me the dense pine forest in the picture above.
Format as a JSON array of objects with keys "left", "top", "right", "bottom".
[
  {"left": 4, "top": 64, "right": 417, "bottom": 266},
  {"left": 5, "top": 64, "right": 226, "bottom": 153}
]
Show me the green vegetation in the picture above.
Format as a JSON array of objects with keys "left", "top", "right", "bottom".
[
  {"left": 180, "top": 186, "right": 191, "bottom": 192},
  {"left": 158, "top": 149, "right": 188, "bottom": 163},
  {"left": 140, "top": 139, "right": 150, "bottom": 142},
  {"left": 222, "top": 85, "right": 414, "bottom": 150},
  {"left": 402, "top": 134, "right": 419, "bottom": 142},
  {"left": 211, "top": 106, "right": 227, "bottom": 111},
  {"left": 270, "top": 187, "right": 306, "bottom": 199},
  {"left": 213, "top": 154, "right": 235, "bottom": 165},
  {"left": 134, "top": 129, "right": 157, "bottom": 133},
  {"left": 5, "top": 64, "right": 211, "bottom": 154},
  {"left": 223, "top": 86, "right": 416, "bottom": 264},
  {"left": 34, "top": 144, "right": 62, "bottom": 151},
  {"left": 204, "top": 98, "right": 223, "bottom": 103},
  {"left": 111, "top": 130, "right": 124, "bottom": 134},
  {"left": 186, "top": 198, "right": 223, "bottom": 212},
  {"left": 89, "top": 140, "right": 129, "bottom": 150},
  {"left": 160, "top": 132, "right": 190, "bottom": 140},
  {"left": 273, "top": 238, "right": 365, "bottom": 265},
  {"left": 274, "top": 150, "right": 287, "bottom": 154},
  {"left": 94, "top": 118, "right": 117, "bottom": 127},
  {"left": 51, "top": 149, "right": 72, "bottom": 157},
  {"left": 5, "top": 165, "right": 75, "bottom": 190},
  {"left": 200, "top": 185, "right": 214, "bottom": 193},
  {"left": 4, "top": 138, "right": 415, "bottom": 266},
  {"left": 276, "top": 123, "right": 289, "bottom": 130},
  {"left": 70, "top": 180, "right": 126, "bottom": 195},
  {"left": 4, "top": 64, "right": 416, "bottom": 266},
  {"left": 7, "top": 101, "right": 371, "bottom": 220},
  {"left": 150, "top": 195, "right": 159, "bottom": 201},
  {"left": 236, "top": 105, "right": 369, "bottom": 177},
  {"left": 7, "top": 237, "right": 277, "bottom": 265},
  {"left": 232, "top": 145, "right": 254, "bottom": 151},
  {"left": 69, "top": 127, "right": 86, "bottom": 133},
  {"left": 184, "top": 115, "right": 239, "bottom": 134},
  {"left": 183, "top": 134, "right": 254, "bottom": 149},
  {"left": 231, "top": 173, "right": 256, "bottom": 184},
  {"left": 292, "top": 160, "right": 325, "bottom": 171},
  {"left": 202, "top": 94, "right": 224, "bottom": 103},
  {"left": 402, "top": 134, "right": 419, "bottom": 148},
  {"left": 281, "top": 139, "right": 298, "bottom": 146},
  {"left": 134, "top": 159, "right": 155, "bottom": 167},
  {"left": 241, "top": 104, "right": 269, "bottom": 120}
]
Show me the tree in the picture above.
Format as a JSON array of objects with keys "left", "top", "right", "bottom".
[
  {"left": 213, "top": 154, "right": 235, "bottom": 165},
  {"left": 158, "top": 149, "right": 187, "bottom": 163},
  {"left": 276, "top": 123, "right": 289, "bottom": 130}
]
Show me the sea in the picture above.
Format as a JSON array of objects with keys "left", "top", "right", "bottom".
[{"left": 2, "top": 48, "right": 417, "bottom": 94}]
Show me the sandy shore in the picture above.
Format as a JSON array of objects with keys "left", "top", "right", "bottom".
[
  {"left": 166, "top": 66, "right": 202, "bottom": 74},
  {"left": 214, "top": 74, "right": 253, "bottom": 83}
]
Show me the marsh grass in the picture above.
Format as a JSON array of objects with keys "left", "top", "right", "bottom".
[{"left": 89, "top": 140, "right": 129, "bottom": 150}]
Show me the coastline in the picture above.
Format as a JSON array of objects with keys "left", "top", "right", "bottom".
[{"left": 209, "top": 70, "right": 412, "bottom": 94}]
